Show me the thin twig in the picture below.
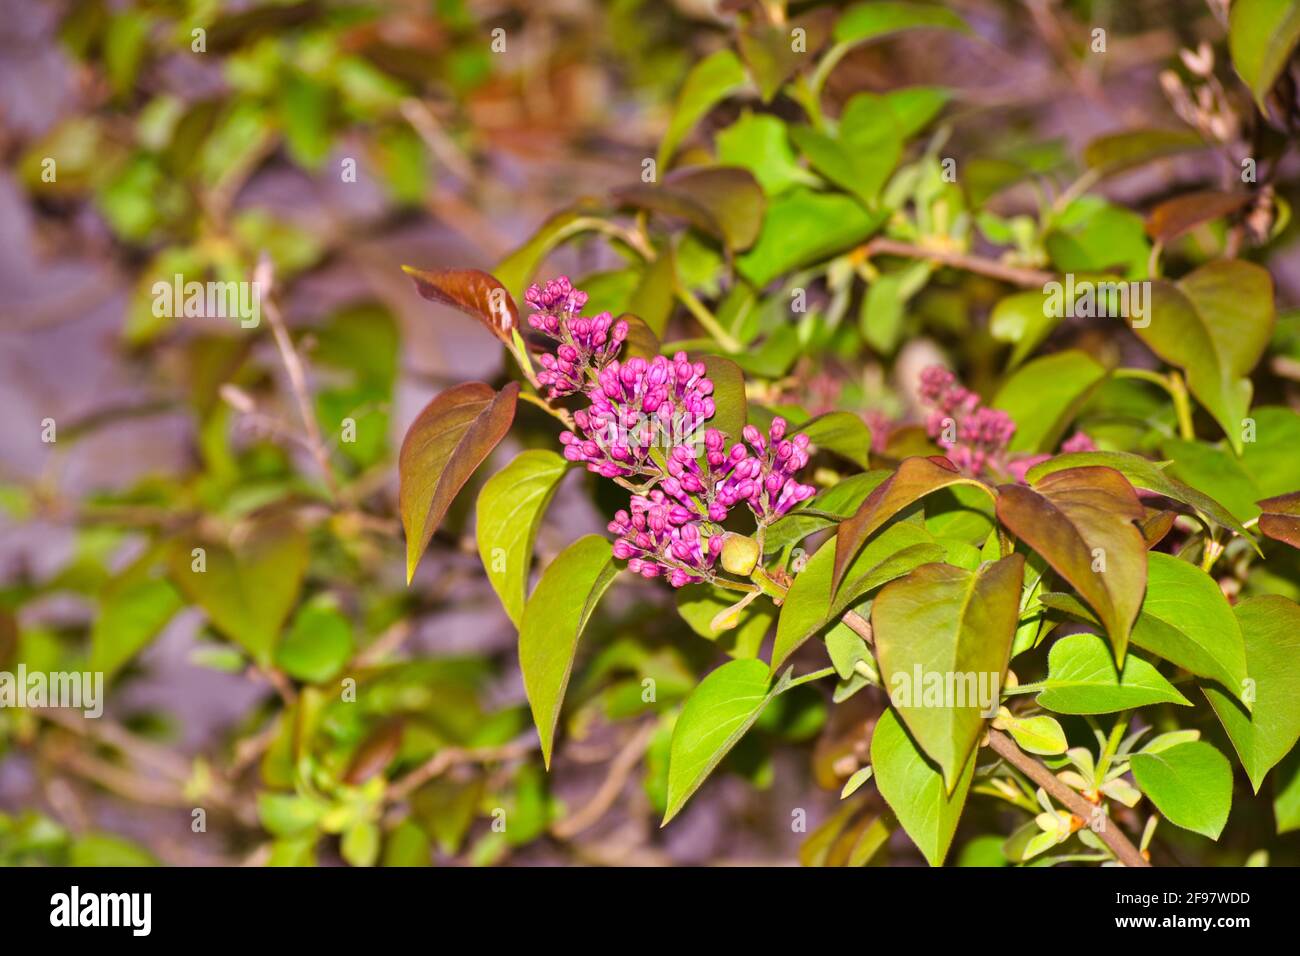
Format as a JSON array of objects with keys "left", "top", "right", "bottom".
[
  {"left": 385, "top": 738, "right": 539, "bottom": 805},
  {"left": 256, "top": 257, "right": 342, "bottom": 502},
  {"left": 987, "top": 729, "right": 1149, "bottom": 867},
  {"left": 550, "top": 721, "right": 658, "bottom": 840},
  {"left": 863, "top": 238, "right": 1055, "bottom": 288}
]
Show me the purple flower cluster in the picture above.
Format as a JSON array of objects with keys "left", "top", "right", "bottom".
[
  {"left": 525, "top": 275, "right": 818, "bottom": 587},
  {"left": 918, "top": 365, "right": 1095, "bottom": 480},
  {"left": 526, "top": 277, "right": 627, "bottom": 398}
]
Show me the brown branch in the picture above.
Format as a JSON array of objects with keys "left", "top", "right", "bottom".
[
  {"left": 863, "top": 238, "right": 1055, "bottom": 289},
  {"left": 987, "top": 729, "right": 1149, "bottom": 867},
  {"left": 385, "top": 738, "right": 538, "bottom": 806}
]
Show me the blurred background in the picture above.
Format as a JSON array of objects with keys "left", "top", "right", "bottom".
[{"left": 1, "top": 0, "right": 1297, "bottom": 866}]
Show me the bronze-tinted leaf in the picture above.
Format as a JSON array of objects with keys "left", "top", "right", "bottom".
[
  {"left": 832, "top": 456, "right": 995, "bottom": 600},
  {"left": 996, "top": 466, "right": 1147, "bottom": 663},
  {"left": 1145, "top": 191, "right": 1250, "bottom": 245},
  {"left": 1139, "top": 508, "right": 1177, "bottom": 549},
  {"left": 1258, "top": 492, "right": 1300, "bottom": 548},
  {"left": 402, "top": 266, "right": 518, "bottom": 344},
  {"left": 399, "top": 382, "right": 519, "bottom": 583},
  {"left": 344, "top": 720, "right": 405, "bottom": 785}
]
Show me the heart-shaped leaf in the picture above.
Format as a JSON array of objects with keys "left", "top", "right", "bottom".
[
  {"left": 874, "top": 555, "right": 1024, "bottom": 789},
  {"left": 996, "top": 466, "right": 1147, "bottom": 663},
  {"left": 1204, "top": 595, "right": 1300, "bottom": 791},
  {"left": 833, "top": 456, "right": 994, "bottom": 599},
  {"left": 519, "top": 535, "right": 619, "bottom": 768},
  {"left": 401, "top": 267, "right": 518, "bottom": 344},
  {"left": 1035, "top": 632, "right": 1189, "bottom": 715},
  {"left": 169, "top": 517, "right": 308, "bottom": 666},
  {"left": 1130, "top": 740, "right": 1233, "bottom": 839},
  {"left": 476, "top": 449, "right": 569, "bottom": 627},
  {"left": 991, "top": 350, "right": 1108, "bottom": 454},
  {"left": 870, "top": 707, "right": 975, "bottom": 867},
  {"left": 399, "top": 382, "right": 519, "bottom": 583}
]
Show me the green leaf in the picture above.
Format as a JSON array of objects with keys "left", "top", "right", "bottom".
[
  {"left": 1024, "top": 450, "right": 1256, "bottom": 543},
  {"left": 833, "top": 456, "right": 994, "bottom": 599},
  {"left": 874, "top": 555, "right": 1024, "bottom": 789},
  {"left": 1000, "top": 714, "right": 1068, "bottom": 756},
  {"left": 275, "top": 594, "right": 354, "bottom": 683},
  {"left": 90, "top": 576, "right": 182, "bottom": 679},
  {"left": 992, "top": 350, "right": 1108, "bottom": 454},
  {"left": 399, "top": 382, "right": 519, "bottom": 583},
  {"left": 870, "top": 707, "right": 975, "bottom": 866},
  {"left": 1129, "top": 552, "right": 1248, "bottom": 699},
  {"left": 772, "top": 524, "right": 944, "bottom": 674},
  {"left": 860, "top": 261, "right": 931, "bottom": 354},
  {"left": 990, "top": 289, "right": 1059, "bottom": 368},
  {"left": 792, "top": 92, "right": 904, "bottom": 206},
  {"left": 996, "top": 466, "right": 1147, "bottom": 663},
  {"left": 1036, "top": 633, "right": 1190, "bottom": 714},
  {"left": 1162, "top": 438, "right": 1261, "bottom": 523},
  {"left": 1141, "top": 260, "right": 1275, "bottom": 454},
  {"left": 737, "top": 9, "right": 835, "bottom": 101},
  {"left": 169, "top": 517, "right": 308, "bottom": 666},
  {"left": 1229, "top": 0, "right": 1300, "bottom": 109},
  {"left": 493, "top": 206, "right": 606, "bottom": 302},
  {"left": 519, "top": 535, "right": 619, "bottom": 768},
  {"left": 476, "top": 450, "right": 569, "bottom": 627},
  {"left": 1242, "top": 406, "right": 1300, "bottom": 497},
  {"left": 1274, "top": 751, "right": 1300, "bottom": 834},
  {"left": 764, "top": 470, "right": 892, "bottom": 552},
  {"left": 1130, "top": 741, "right": 1233, "bottom": 839},
  {"left": 832, "top": 2, "right": 970, "bottom": 45},
  {"left": 716, "top": 112, "right": 816, "bottom": 196},
  {"left": 1204, "top": 595, "right": 1300, "bottom": 791},
  {"left": 737, "top": 187, "right": 885, "bottom": 288},
  {"left": 698, "top": 354, "right": 747, "bottom": 444},
  {"left": 658, "top": 49, "right": 749, "bottom": 168},
  {"left": 797, "top": 411, "right": 874, "bottom": 469},
  {"left": 664, "top": 659, "right": 792, "bottom": 824}
]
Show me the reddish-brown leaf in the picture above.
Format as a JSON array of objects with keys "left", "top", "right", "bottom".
[
  {"left": 996, "top": 466, "right": 1147, "bottom": 663},
  {"left": 402, "top": 266, "right": 518, "bottom": 344},
  {"left": 1258, "top": 492, "right": 1300, "bottom": 549},
  {"left": 1145, "top": 191, "right": 1250, "bottom": 245},
  {"left": 611, "top": 167, "right": 765, "bottom": 251},
  {"left": 399, "top": 382, "right": 519, "bottom": 583}
]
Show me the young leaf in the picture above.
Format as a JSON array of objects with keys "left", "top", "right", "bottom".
[
  {"left": 873, "top": 555, "right": 1024, "bottom": 789},
  {"left": 475, "top": 449, "right": 569, "bottom": 627},
  {"left": 833, "top": 455, "right": 994, "bottom": 600},
  {"left": 870, "top": 707, "right": 975, "bottom": 867},
  {"left": 1036, "top": 633, "right": 1190, "bottom": 715},
  {"left": 276, "top": 594, "right": 353, "bottom": 683},
  {"left": 736, "top": 187, "right": 885, "bottom": 288},
  {"left": 399, "top": 382, "right": 519, "bottom": 583},
  {"left": 519, "top": 535, "right": 619, "bottom": 768},
  {"left": 1204, "top": 595, "right": 1300, "bottom": 792},
  {"left": 996, "top": 466, "right": 1147, "bottom": 663},
  {"left": 168, "top": 517, "right": 308, "bottom": 667},
  {"left": 663, "top": 660, "right": 802, "bottom": 824},
  {"left": 90, "top": 576, "right": 182, "bottom": 680},
  {"left": 401, "top": 267, "right": 517, "bottom": 344},
  {"left": 675, "top": 582, "right": 775, "bottom": 659},
  {"left": 1129, "top": 741, "right": 1233, "bottom": 840},
  {"left": 832, "top": 2, "right": 970, "bottom": 47}
]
